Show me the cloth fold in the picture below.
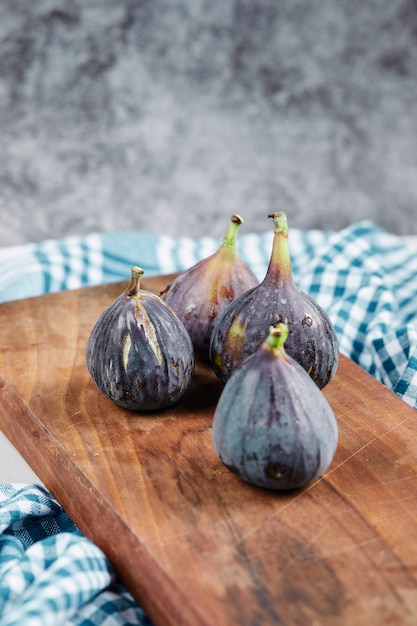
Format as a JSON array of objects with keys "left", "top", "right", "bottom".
[
  {"left": 0, "top": 220, "right": 416, "bottom": 624},
  {"left": 0, "top": 484, "right": 151, "bottom": 626}
]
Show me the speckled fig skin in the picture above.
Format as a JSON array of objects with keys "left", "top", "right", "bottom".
[
  {"left": 209, "top": 212, "right": 339, "bottom": 388},
  {"left": 161, "top": 214, "right": 258, "bottom": 362},
  {"left": 86, "top": 267, "right": 195, "bottom": 411},
  {"left": 212, "top": 324, "right": 338, "bottom": 491}
]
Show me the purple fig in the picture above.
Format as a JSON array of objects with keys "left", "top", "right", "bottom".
[
  {"left": 210, "top": 212, "right": 339, "bottom": 388},
  {"left": 86, "top": 266, "right": 194, "bottom": 411},
  {"left": 212, "top": 323, "right": 338, "bottom": 490},
  {"left": 161, "top": 214, "right": 258, "bottom": 361}
]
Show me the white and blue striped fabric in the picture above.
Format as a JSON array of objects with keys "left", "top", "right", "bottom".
[
  {"left": 0, "top": 483, "right": 151, "bottom": 626},
  {"left": 0, "top": 219, "right": 417, "bottom": 625}
]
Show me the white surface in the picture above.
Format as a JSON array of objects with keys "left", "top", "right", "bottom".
[
  {"left": 0, "top": 431, "right": 43, "bottom": 484},
  {"left": 402, "top": 236, "right": 417, "bottom": 248},
  {"left": 1, "top": 234, "right": 417, "bottom": 485}
]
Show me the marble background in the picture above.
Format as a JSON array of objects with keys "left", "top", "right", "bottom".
[{"left": 0, "top": 0, "right": 416, "bottom": 247}]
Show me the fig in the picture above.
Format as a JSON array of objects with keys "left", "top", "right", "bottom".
[
  {"left": 210, "top": 211, "right": 339, "bottom": 388},
  {"left": 86, "top": 266, "right": 195, "bottom": 411},
  {"left": 160, "top": 214, "right": 258, "bottom": 361},
  {"left": 212, "top": 323, "right": 338, "bottom": 490}
]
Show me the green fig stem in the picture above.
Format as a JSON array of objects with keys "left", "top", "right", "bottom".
[
  {"left": 126, "top": 266, "right": 144, "bottom": 297},
  {"left": 263, "top": 323, "right": 289, "bottom": 354},
  {"left": 222, "top": 214, "right": 243, "bottom": 248},
  {"left": 264, "top": 211, "right": 293, "bottom": 285}
]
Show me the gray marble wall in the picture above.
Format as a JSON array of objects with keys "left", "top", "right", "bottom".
[{"left": 1, "top": 0, "right": 416, "bottom": 246}]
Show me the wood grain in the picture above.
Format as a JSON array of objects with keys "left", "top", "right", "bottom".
[{"left": 1, "top": 275, "right": 417, "bottom": 625}]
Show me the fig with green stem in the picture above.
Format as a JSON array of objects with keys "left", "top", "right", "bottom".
[
  {"left": 86, "top": 266, "right": 195, "bottom": 411},
  {"left": 210, "top": 211, "right": 339, "bottom": 388},
  {"left": 212, "top": 323, "right": 338, "bottom": 490},
  {"left": 161, "top": 214, "right": 258, "bottom": 361}
]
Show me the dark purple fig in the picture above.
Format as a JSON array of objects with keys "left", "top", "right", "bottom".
[
  {"left": 210, "top": 212, "right": 339, "bottom": 388},
  {"left": 86, "top": 266, "right": 194, "bottom": 411},
  {"left": 212, "top": 323, "right": 338, "bottom": 490},
  {"left": 160, "top": 214, "right": 258, "bottom": 361}
]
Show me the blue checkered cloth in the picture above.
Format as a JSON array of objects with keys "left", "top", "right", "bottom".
[
  {"left": 0, "top": 220, "right": 416, "bottom": 624},
  {"left": 0, "top": 483, "right": 152, "bottom": 625}
]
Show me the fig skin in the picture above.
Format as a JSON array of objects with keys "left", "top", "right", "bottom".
[
  {"left": 210, "top": 212, "right": 339, "bottom": 388},
  {"left": 86, "top": 266, "right": 195, "bottom": 411},
  {"left": 160, "top": 214, "right": 258, "bottom": 361},
  {"left": 212, "top": 324, "right": 338, "bottom": 491}
]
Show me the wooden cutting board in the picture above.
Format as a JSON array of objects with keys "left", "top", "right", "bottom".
[{"left": 1, "top": 275, "right": 417, "bottom": 626}]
